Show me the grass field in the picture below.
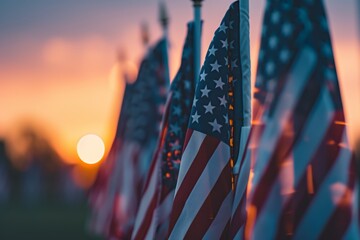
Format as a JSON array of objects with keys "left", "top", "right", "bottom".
[{"left": 0, "top": 202, "right": 103, "bottom": 240}]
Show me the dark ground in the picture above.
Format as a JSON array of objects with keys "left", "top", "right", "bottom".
[{"left": 0, "top": 202, "right": 103, "bottom": 240}]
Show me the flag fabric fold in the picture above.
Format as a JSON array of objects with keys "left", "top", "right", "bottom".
[
  {"left": 229, "top": 0, "right": 251, "bottom": 239},
  {"left": 244, "top": 1, "right": 359, "bottom": 239},
  {"left": 132, "top": 21, "right": 197, "bottom": 240},
  {"left": 168, "top": 1, "right": 251, "bottom": 239}
]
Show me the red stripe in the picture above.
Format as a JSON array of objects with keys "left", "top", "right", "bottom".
[
  {"left": 230, "top": 190, "right": 247, "bottom": 239},
  {"left": 318, "top": 154, "right": 356, "bottom": 240},
  {"left": 159, "top": 184, "right": 172, "bottom": 203},
  {"left": 182, "top": 129, "right": 194, "bottom": 152},
  {"left": 133, "top": 149, "right": 144, "bottom": 208},
  {"left": 168, "top": 134, "right": 220, "bottom": 234},
  {"left": 275, "top": 113, "right": 345, "bottom": 239},
  {"left": 132, "top": 145, "right": 140, "bottom": 168},
  {"left": 133, "top": 192, "right": 160, "bottom": 240},
  {"left": 183, "top": 164, "right": 232, "bottom": 239},
  {"left": 250, "top": 121, "right": 297, "bottom": 220}
]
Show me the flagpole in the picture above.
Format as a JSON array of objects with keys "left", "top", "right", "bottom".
[
  {"left": 192, "top": 0, "right": 203, "bottom": 82},
  {"left": 159, "top": 1, "right": 170, "bottom": 82},
  {"left": 159, "top": 1, "right": 169, "bottom": 39},
  {"left": 141, "top": 22, "right": 150, "bottom": 49}
]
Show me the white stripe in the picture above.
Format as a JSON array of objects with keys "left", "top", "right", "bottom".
[
  {"left": 233, "top": 226, "right": 245, "bottom": 240},
  {"left": 142, "top": 184, "right": 174, "bottom": 240},
  {"left": 131, "top": 153, "right": 161, "bottom": 239},
  {"left": 203, "top": 192, "right": 233, "bottom": 240},
  {"left": 293, "top": 133, "right": 353, "bottom": 240},
  {"left": 144, "top": 208, "right": 157, "bottom": 240},
  {"left": 252, "top": 154, "right": 294, "bottom": 239},
  {"left": 157, "top": 190, "right": 175, "bottom": 224},
  {"left": 251, "top": 47, "right": 317, "bottom": 193},
  {"left": 169, "top": 140, "right": 230, "bottom": 239},
  {"left": 252, "top": 178, "right": 283, "bottom": 240},
  {"left": 175, "top": 131, "right": 206, "bottom": 195},
  {"left": 293, "top": 87, "right": 334, "bottom": 185}
]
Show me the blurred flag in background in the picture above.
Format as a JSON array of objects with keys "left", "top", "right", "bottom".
[
  {"left": 89, "top": 37, "right": 169, "bottom": 239},
  {"left": 89, "top": 80, "right": 134, "bottom": 236},
  {"left": 246, "top": 1, "right": 359, "bottom": 239},
  {"left": 132, "top": 21, "right": 197, "bottom": 240}
]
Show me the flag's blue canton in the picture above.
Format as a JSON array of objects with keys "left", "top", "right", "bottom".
[
  {"left": 189, "top": 2, "right": 241, "bottom": 144},
  {"left": 255, "top": 0, "right": 341, "bottom": 111},
  {"left": 161, "top": 23, "right": 196, "bottom": 190},
  {"left": 125, "top": 39, "right": 169, "bottom": 145}
]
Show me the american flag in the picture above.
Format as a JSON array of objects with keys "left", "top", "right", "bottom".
[
  {"left": 132, "top": 22, "right": 197, "bottom": 240},
  {"left": 90, "top": 38, "right": 169, "bottom": 239},
  {"left": 89, "top": 83, "right": 134, "bottom": 236},
  {"left": 245, "top": 1, "right": 359, "bottom": 239},
  {"left": 168, "top": 1, "right": 250, "bottom": 239}
]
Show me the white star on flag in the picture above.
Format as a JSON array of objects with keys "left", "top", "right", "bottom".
[
  {"left": 221, "top": 39, "right": 229, "bottom": 49},
  {"left": 231, "top": 59, "right": 238, "bottom": 69},
  {"left": 191, "top": 111, "right": 201, "bottom": 123},
  {"left": 200, "top": 71, "right": 207, "bottom": 81},
  {"left": 208, "top": 45, "right": 218, "bottom": 56},
  {"left": 200, "top": 85, "right": 211, "bottom": 98},
  {"left": 209, "top": 119, "right": 222, "bottom": 133},
  {"left": 192, "top": 97, "right": 198, "bottom": 107},
  {"left": 230, "top": 40, "right": 235, "bottom": 49},
  {"left": 214, "top": 77, "right": 225, "bottom": 89},
  {"left": 210, "top": 60, "right": 221, "bottom": 72},
  {"left": 223, "top": 114, "right": 228, "bottom": 124},
  {"left": 229, "top": 20, "right": 234, "bottom": 29},
  {"left": 218, "top": 95, "right": 227, "bottom": 107},
  {"left": 169, "top": 124, "right": 181, "bottom": 134},
  {"left": 219, "top": 22, "right": 228, "bottom": 33},
  {"left": 203, "top": 101, "right": 215, "bottom": 114}
]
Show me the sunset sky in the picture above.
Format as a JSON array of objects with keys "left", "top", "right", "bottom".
[{"left": 0, "top": 0, "right": 359, "bottom": 165}]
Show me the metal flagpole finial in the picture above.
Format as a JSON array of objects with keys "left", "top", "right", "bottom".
[
  {"left": 191, "top": 0, "right": 204, "bottom": 7},
  {"left": 141, "top": 22, "right": 150, "bottom": 47},
  {"left": 191, "top": 0, "right": 203, "bottom": 83},
  {"left": 159, "top": 1, "right": 169, "bottom": 30}
]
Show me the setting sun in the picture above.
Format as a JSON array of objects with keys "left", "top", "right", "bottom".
[{"left": 77, "top": 134, "right": 105, "bottom": 164}]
